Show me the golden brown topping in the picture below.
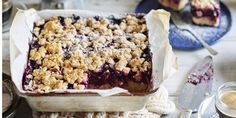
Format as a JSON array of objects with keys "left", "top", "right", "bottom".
[
  {"left": 97, "top": 25, "right": 108, "bottom": 34},
  {"left": 92, "top": 21, "right": 101, "bottom": 29},
  {"left": 27, "top": 14, "right": 151, "bottom": 92},
  {"left": 38, "top": 38, "right": 46, "bottom": 45},
  {"left": 42, "top": 54, "right": 63, "bottom": 68},
  {"left": 44, "top": 20, "right": 61, "bottom": 33},
  {"left": 132, "top": 48, "right": 143, "bottom": 57},
  {"left": 134, "top": 33, "right": 147, "bottom": 41},
  {"left": 129, "top": 58, "right": 144, "bottom": 68},
  {"left": 123, "top": 67, "right": 131, "bottom": 74},
  {"left": 141, "top": 61, "right": 151, "bottom": 72},
  {"left": 30, "top": 47, "right": 46, "bottom": 62},
  {"left": 100, "top": 18, "right": 109, "bottom": 26},
  {"left": 63, "top": 68, "right": 86, "bottom": 84},
  {"left": 30, "top": 49, "right": 41, "bottom": 61},
  {"left": 32, "top": 67, "right": 51, "bottom": 81},
  {"left": 45, "top": 42, "right": 62, "bottom": 54},
  {"left": 120, "top": 22, "right": 127, "bottom": 30},
  {"left": 86, "top": 18, "right": 96, "bottom": 27},
  {"left": 64, "top": 18, "right": 72, "bottom": 26},
  {"left": 115, "top": 59, "right": 128, "bottom": 71}
]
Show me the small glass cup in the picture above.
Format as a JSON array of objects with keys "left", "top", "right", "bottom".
[
  {"left": 2, "top": 73, "right": 20, "bottom": 118},
  {"left": 2, "top": 0, "right": 13, "bottom": 26},
  {"left": 215, "top": 82, "right": 236, "bottom": 118}
]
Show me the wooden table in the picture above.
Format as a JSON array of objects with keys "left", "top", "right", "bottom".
[{"left": 2, "top": 0, "right": 236, "bottom": 117}]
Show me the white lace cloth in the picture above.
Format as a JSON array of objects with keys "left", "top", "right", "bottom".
[{"left": 33, "top": 85, "right": 175, "bottom": 118}]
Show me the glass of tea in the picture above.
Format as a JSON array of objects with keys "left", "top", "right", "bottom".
[{"left": 215, "top": 82, "right": 236, "bottom": 118}]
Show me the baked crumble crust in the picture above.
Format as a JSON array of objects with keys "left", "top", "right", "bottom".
[
  {"left": 24, "top": 14, "right": 152, "bottom": 92},
  {"left": 191, "top": 0, "right": 218, "bottom": 9},
  {"left": 191, "top": 0, "right": 220, "bottom": 26}
]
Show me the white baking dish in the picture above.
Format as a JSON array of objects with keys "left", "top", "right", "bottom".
[
  {"left": 15, "top": 92, "right": 152, "bottom": 112},
  {"left": 10, "top": 9, "right": 177, "bottom": 112}
]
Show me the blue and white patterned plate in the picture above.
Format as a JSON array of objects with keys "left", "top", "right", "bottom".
[{"left": 135, "top": 0, "right": 232, "bottom": 50}]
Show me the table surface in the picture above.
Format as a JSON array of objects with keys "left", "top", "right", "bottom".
[{"left": 2, "top": 0, "right": 236, "bottom": 117}]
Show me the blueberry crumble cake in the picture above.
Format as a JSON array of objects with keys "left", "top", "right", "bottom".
[
  {"left": 158, "top": 0, "right": 188, "bottom": 11},
  {"left": 191, "top": 0, "right": 220, "bottom": 26},
  {"left": 23, "top": 14, "right": 153, "bottom": 93}
]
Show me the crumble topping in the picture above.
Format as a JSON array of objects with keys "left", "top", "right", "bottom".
[
  {"left": 191, "top": 0, "right": 220, "bottom": 26},
  {"left": 24, "top": 14, "right": 152, "bottom": 92},
  {"left": 191, "top": 0, "right": 218, "bottom": 9}
]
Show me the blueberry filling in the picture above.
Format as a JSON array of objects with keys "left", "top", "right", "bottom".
[
  {"left": 187, "top": 65, "right": 213, "bottom": 85},
  {"left": 87, "top": 63, "right": 152, "bottom": 92},
  {"left": 191, "top": 6, "right": 220, "bottom": 20}
]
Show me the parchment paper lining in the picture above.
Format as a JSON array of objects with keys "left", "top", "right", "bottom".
[{"left": 10, "top": 9, "right": 177, "bottom": 96}]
